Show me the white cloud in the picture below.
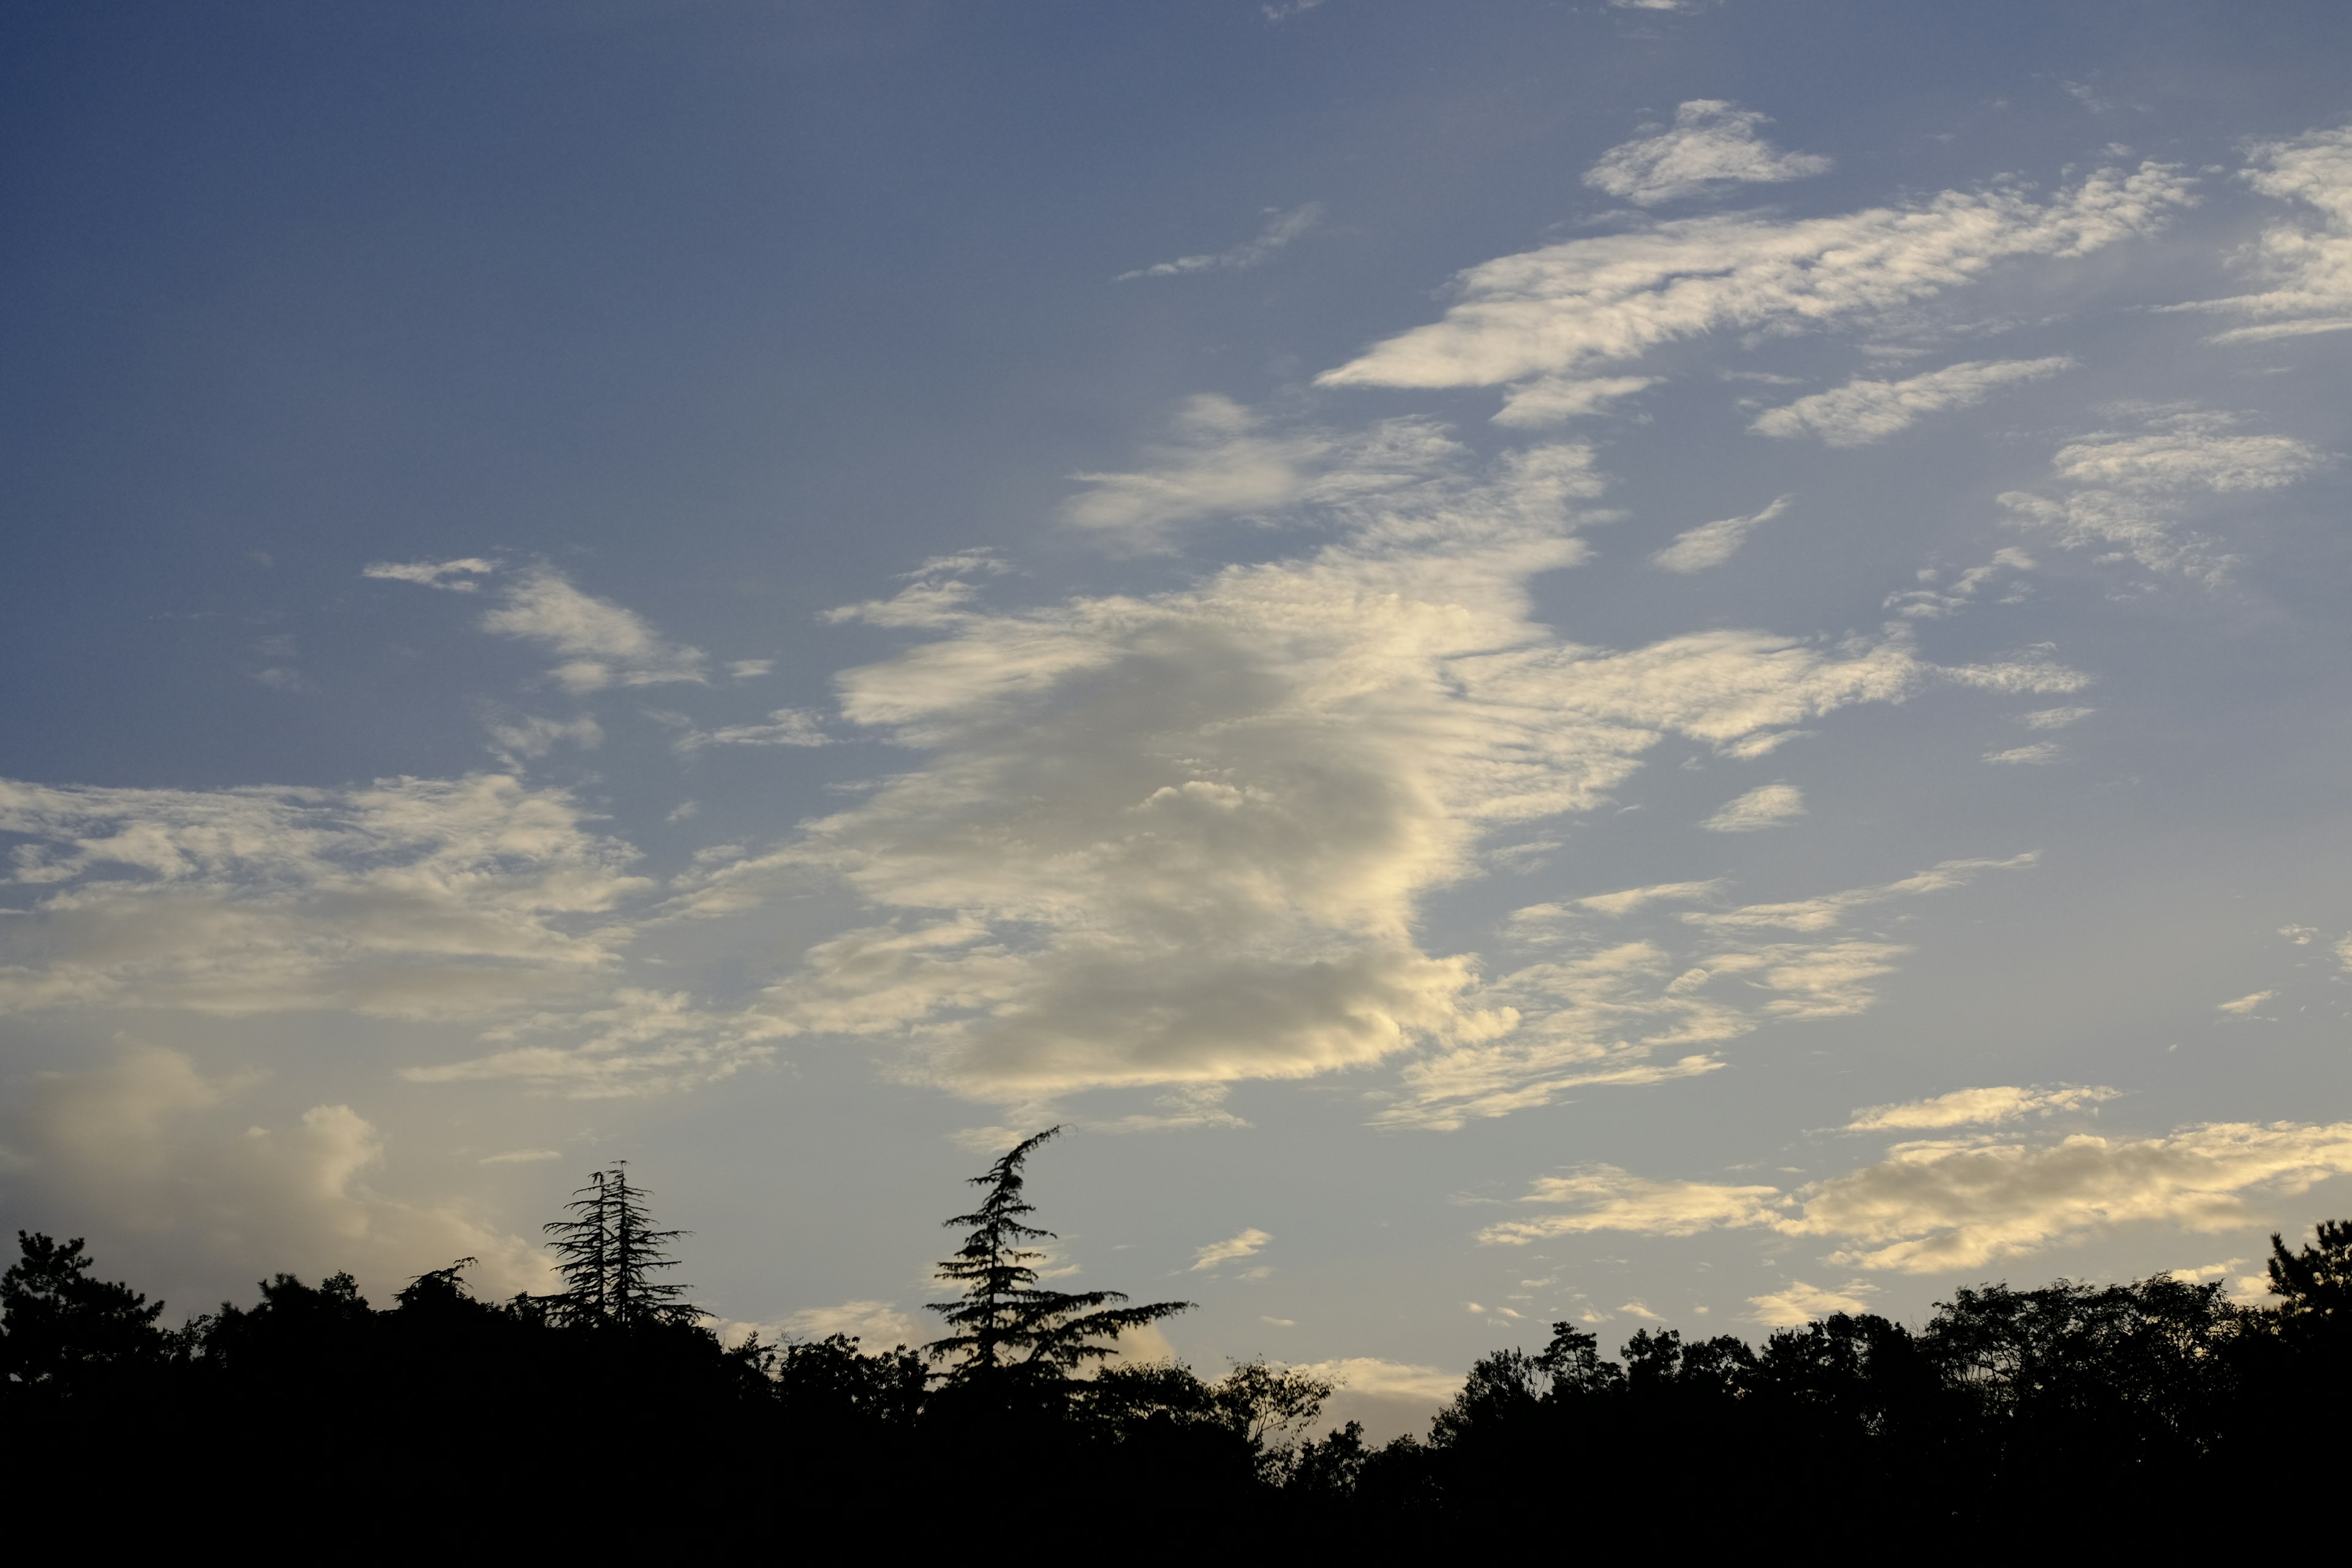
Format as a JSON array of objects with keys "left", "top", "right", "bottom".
[
  {"left": 1882, "top": 549, "right": 2036, "bottom": 621},
  {"left": 1385, "top": 854, "right": 2035, "bottom": 1130},
  {"left": 1058, "top": 398, "right": 1452, "bottom": 548},
  {"left": 1749, "top": 357, "right": 2075, "bottom": 446},
  {"left": 1319, "top": 162, "right": 2192, "bottom": 390},
  {"left": 1701, "top": 783, "right": 1804, "bottom": 832},
  {"left": 364, "top": 558, "right": 497, "bottom": 592},
  {"left": 479, "top": 1147, "right": 562, "bottom": 1164},
  {"left": 1492, "top": 375, "right": 1659, "bottom": 429},
  {"left": 1683, "top": 853, "right": 2037, "bottom": 935},
  {"left": 480, "top": 567, "right": 708, "bottom": 692},
  {"left": 1844, "top": 1084, "right": 2120, "bottom": 1131},
  {"left": 2002, "top": 409, "right": 2326, "bottom": 581},
  {"left": 676, "top": 421, "right": 2068, "bottom": 1115},
  {"left": 2217, "top": 990, "right": 2275, "bottom": 1016},
  {"left": 778, "top": 1299, "right": 918, "bottom": 1344},
  {"left": 2022, "top": 706, "right": 2094, "bottom": 729},
  {"left": 485, "top": 714, "right": 603, "bottom": 763},
  {"left": 1, "top": 1045, "right": 548, "bottom": 1309},
  {"left": 2165, "top": 124, "right": 2352, "bottom": 342},
  {"left": 1118, "top": 203, "right": 1323, "bottom": 281},
  {"left": 1485, "top": 1119, "right": 2352, "bottom": 1273},
  {"left": 1584, "top": 100, "right": 1833, "bottom": 207},
  {"left": 1651, "top": 494, "right": 1790, "bottom": 573},
  {"left": 1983, "top": 742, "right": 2062, "bottom": 766},
  {"left": 1572, "top": 879, "right": 1727, "bottom": 917},
  {"left": 1480, "top": 1167, "right": 1785, "bottom": 1243},
  {"left": 676, "top": 708, "right": 832, "bottom": 751},
  {"left": 1748, "top": 1278, "right": 1877, "bottom": 1328},
  {"left": 0, "top": 772, "right": 650, "bottom": 1022},
  {"left": 1191, "top": 1227, "right": 1273, "bottom": 1271}
]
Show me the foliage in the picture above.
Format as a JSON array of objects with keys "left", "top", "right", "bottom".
[{"left": 923, "top": 1126, "right": 1191, "bottom": 1393}]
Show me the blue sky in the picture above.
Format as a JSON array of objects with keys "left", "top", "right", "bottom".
[{"left": 7, "top": 0, "right": 2352, "bottom": 1431}]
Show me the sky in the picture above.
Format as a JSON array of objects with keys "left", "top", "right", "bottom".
[{"left": 7, "top": 0, "right": 2352, "bottom": 1436}]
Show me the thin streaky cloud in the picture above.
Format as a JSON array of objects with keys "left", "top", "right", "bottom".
[
  {"left": 1321, "top": 163, "right": 2190, "bottom": 390},
  {"left": 364, "top": 557, "right": 497, "bottom": 592},
  {"left": 1701, "top": 783, "right": 1804, "bottom": 832},
  {"left": 1117, "top": 203, "right": 1324, "bottom": 281},
  {"left": 1652, "top": 494, "right": 1792, "bottom": 573},
  {"left": 1749, "top": 357, "right": 2076, "bottom": 447},
  {"left": 1191, "top": 1227, "right": 1273, "bottom": 1271}
]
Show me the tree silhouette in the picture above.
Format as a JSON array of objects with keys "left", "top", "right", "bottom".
[
  {"left": 2266, "top": 1218, "right": 2352, "bottom": 1326},
  {"left": 543, "top": 1163, "right": 696, "bottom": 1329},
  {"left": 925, "top": 1126, "right": 1191, "bottom": 1395},
  {"left": 0, "top": 1231, "right": 167, "bottom": 1393}
]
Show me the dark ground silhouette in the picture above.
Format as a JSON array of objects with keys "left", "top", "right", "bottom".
[{"left": 6, "top": 1140, "right": 2348, "bottom": 1545}]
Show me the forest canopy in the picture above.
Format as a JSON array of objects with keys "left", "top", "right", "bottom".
[{"left": 6, "top": 1137, "right": 2348, "bottom": 1542}]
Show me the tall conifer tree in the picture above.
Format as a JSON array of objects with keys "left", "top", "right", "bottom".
[
  {"left": 925, "top": 1128, "right": 1189, "bottom": 1393},
  {"left": 542, "top": 1164, "right": 696, "bottom": 1328}
]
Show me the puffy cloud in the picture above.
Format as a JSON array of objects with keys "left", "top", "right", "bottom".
[
  {"left": 679, "top": 423, "right": 2064, "bottom": 1114},
  {"left": 2217, "top": 990, "right": 2275, "bottom": 1016},
  {"left": 1485, "top": 1119, "right": 2352, "bottom": 1274},
  {"left": 1749, "top": 357, "right": 2075, "bottom": 447},
  {"left": 1118, "top": 203, "right": 1322, "bottom": 281},
  {"left": 1192, "top": 1227, "right": 1274, "bottom": 1271},
  {"left": 1651, "top": 494, "right": 1790, "bottom": 573},
  {"left": 363, "top": 557, "right": 497, "bottom": 591},
  {"left": 1700, "top": 783, "right": 1804, "bottom": 832},
  {"left": 1748, "top": 1278, "right": 1877, "bottom": 1328},
  {"left": 0, "top": 1045, "right": 547, "bottom": 1310},
  {"left": 1844, "top": 1084, "right": 2120, "bottom": 1131},
  {"left": 2166, "top": 124, "right": 2352, "bottom": 343},
  {"left": 1318, "top": 163, "right": 2191, "bottom": 390},
  {"left": 479, "top": 567, "right": 708, "bottom": 692},
  {"left": 0, "top": 772, "right": 649, "bottom": 1022},
  {"left": 2002, "top": 409, "right": 2325, "bottom": 581},
  {"left": 1583, "top": 100, "right": 1832, "bottom": 207},
  {"left": 1802, "top": 1123, "right": 2352, "bottom": 1272}
]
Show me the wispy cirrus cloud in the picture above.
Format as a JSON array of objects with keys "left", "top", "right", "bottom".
[
  {"left": 1700, "top": 783, "right": 1804, "bottom": 832},
  {"left": 1584, "top": 100, "right": 1831, "bottom": 207},
  {"left": 2165, "top": 124, "right": 2352, "bottom": 342},
  {"left": 1317, "top": 162, "right": 2191, "bottom": 391},
  {"left": 479, "top": 567, "right": 708, "bottom": 693},
  {"left": 1844, "top": 1083, "right": 2120, "bottom": 1131},
  {"left": 1750, "top": 356, "right": 2075, "bottom": 447},
  {"left": 1651, "top": 494, "right": 1790, "bottom": 573},
  {"left": 363, "top": 557, "right": 497, "bottom": 591},
  {"left": 1191, "top": 1227, "right": 1273, "bottom": 1271},
  {"left": 1117, "top": 203, "right": 1323, "bottom": 282}
]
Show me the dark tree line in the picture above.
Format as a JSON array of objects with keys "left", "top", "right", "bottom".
[{"left": 5, "top": 1139, "right": 2348, "bottom": 1544}]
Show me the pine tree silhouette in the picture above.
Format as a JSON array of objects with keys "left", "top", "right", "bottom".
[
  {"left": 925, "top": 1127, "right": 1189, "bottom": 1393},
  {"left": 541, "top": 1163, "right": 697, "bottom": 1329}
]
